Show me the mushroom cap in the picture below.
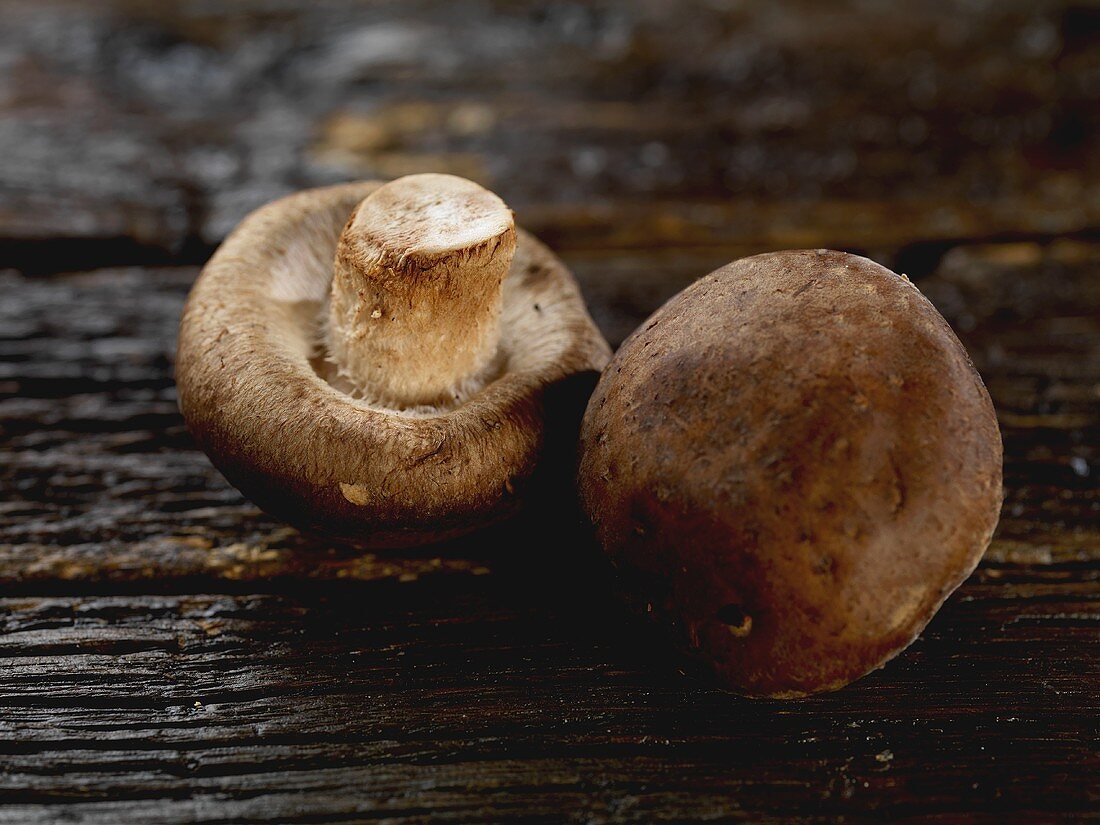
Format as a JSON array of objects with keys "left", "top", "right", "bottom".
[
  {"left": 578, "top": 249, "right": 1003, "bottom": 697},
  {"left": 176, "top": 181, "right": 610, "bottom": 547}
]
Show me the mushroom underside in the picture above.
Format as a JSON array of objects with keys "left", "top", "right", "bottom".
[
  {"left": 176, "top": 182, "right": 610, "bottom": 545},
  {"left": 254, "top": 185, "right": 583, "bottom": 416}
]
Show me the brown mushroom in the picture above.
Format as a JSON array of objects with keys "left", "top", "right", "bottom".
[
  {"left": 177, "top": 174, "right": 610, "bottom": 547},
  {"left": 578, "top": 249, "right": 1002, "bottom": 697}
]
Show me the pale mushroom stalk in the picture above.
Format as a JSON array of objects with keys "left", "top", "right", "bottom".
[{"left": 326, "top": 174, "right": 516, "bottom": 409}]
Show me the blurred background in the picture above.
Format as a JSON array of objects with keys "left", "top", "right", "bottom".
[{"left": 3, "top": 2, "right": 1099, "bottom": 312}]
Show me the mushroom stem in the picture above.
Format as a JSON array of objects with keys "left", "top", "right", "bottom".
[{"left": 326, "top": 173, "right": 516, "bottom": 409}]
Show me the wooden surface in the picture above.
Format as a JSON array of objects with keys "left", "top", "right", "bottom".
[{"left": 1, "top": 1, "right": 1098, "bottom": 822}]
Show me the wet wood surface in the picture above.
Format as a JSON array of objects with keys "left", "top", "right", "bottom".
[{"left": 1, "top": 1, "right": 1098, "bottom": 822}]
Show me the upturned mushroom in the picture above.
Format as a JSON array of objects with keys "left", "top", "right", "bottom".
[
  {"left": 578, "top": 250, "right": 1002, "bottom": 697},
  {"left": 177, "top": 174, "right": 610, "bottom": 547}
]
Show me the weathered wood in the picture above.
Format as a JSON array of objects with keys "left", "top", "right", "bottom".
[
  {"left": 3, "top": 242, "right": 1096, "bottom": 581},
  {"left": 1, "top": 0, "right": 1098, "bottom": 255},
  {"left": 1, "top": 240, "right": 1095, "bottom": 821},
  {"left": 1, "top": 237, "right": 1097, "bottom": 820},
  {"left": 0, "top": 581, "right": 1094, "bottom": 823}
]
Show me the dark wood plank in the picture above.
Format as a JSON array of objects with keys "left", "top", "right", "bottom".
[
  {"left": 3, "top": 242, "right": 1097, "bottom": 583},
  {"left": 0, "top": 578, "right": 1094, "bottom": 824},
  {"left": 1, "top": 0, "right": 1098, "bottom": 256},
  {"left": 1, "top": 240, "right": 1096, "bottom": 821}
]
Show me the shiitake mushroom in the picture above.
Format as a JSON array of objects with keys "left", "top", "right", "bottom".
[
  {"left": 578, "top": 249, "right": 1002, "bottom": 697},
  {"left": 177, "top": 175, "right": 609, "bottom": 547}
]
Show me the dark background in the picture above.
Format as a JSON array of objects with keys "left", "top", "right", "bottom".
[{"left": 1, "top": 1, "right": 1097, "bottom": 822}]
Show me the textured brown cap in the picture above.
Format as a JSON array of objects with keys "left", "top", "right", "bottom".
[
  {"left": 177, "top": 176, "right": 610, "bottom": 547},
  {"left": 578, "top": 249, "right": 1003, "bottom": 697}
]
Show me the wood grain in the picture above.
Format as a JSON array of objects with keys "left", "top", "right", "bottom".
[
  {"left": 1, "top": 241, "right": 1096, "bottom": 822},
  {"left": 3, "top": 244, "right": 1096, "bottom": 583},
  {"left": 0, "top": 580, "right": 1094, "bottom": 823},
  {"left": 2, "top": 0, "right": 1098, "bottom": 255}
]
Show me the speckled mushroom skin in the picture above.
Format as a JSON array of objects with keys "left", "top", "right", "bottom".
[
  {"left": 176, "top": 182, "right": 610, "bottom": 547},
  {"left": 578, "top": 250, "right": 1003, "bottom": 698}
]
